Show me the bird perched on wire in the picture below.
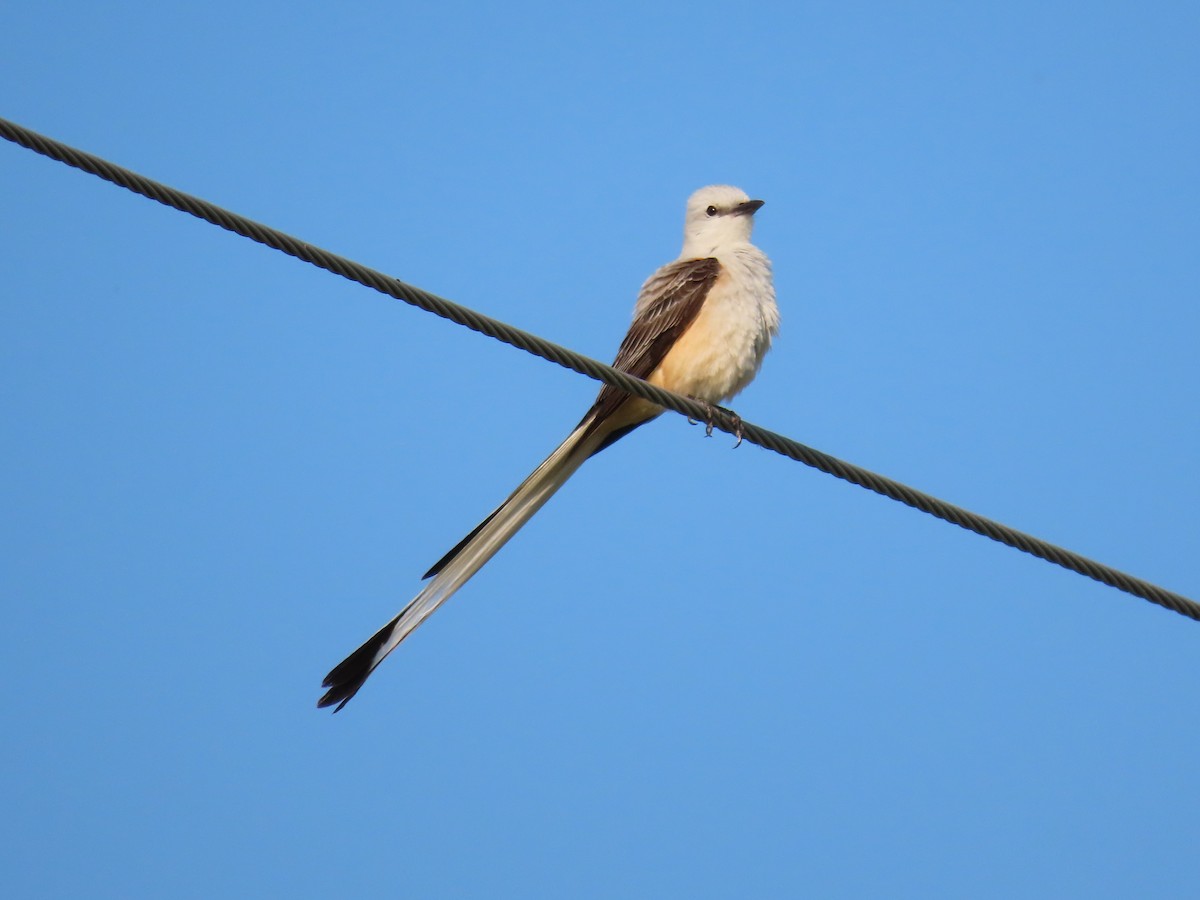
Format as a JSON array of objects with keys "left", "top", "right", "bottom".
[{"left": 319, "top": 184, "right": 779, "bottom": 710}]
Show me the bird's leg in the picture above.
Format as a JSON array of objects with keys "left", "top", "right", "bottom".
[{"left": 687, "top": 398, "right": 745, "bottom": 448}]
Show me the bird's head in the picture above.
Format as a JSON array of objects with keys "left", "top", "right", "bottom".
[{"left": 681, "top": 185, "right": 764, "bottom": 257}]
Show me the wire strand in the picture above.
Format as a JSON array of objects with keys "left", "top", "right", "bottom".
[{"left": 3, "top": 115, "right": 1196, "bottom": 622}]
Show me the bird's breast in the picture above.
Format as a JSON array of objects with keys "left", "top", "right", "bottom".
[{"left": 650, "top": 247, "right": 778, "bottom": 404}]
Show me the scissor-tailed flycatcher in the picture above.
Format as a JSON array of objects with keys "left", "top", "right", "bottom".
[{"left": 319, "top": 185, "right": 779, "bottom": 710}]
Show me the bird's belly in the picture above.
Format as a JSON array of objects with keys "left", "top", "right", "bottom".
[{"left": 649, "top": 294, "right": 769, "bottom": 404}]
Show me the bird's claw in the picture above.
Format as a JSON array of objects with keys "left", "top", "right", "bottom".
[
  {"left": 688, "top": 399, "right": 744, "bottom": 448},
  {"left": 729, "top": 413, "right": 745, "bottom": 448}
]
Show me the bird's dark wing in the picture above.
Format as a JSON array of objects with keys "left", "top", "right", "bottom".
[{"left": 580, "top": 255, "right": 721, "bottom": 438}]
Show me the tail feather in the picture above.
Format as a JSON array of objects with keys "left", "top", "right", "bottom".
[
  {"left": 318, "top": 421, "right": 603, "bottom": 711},
  {"left": 421, "top": 412, "right": 648, "bottom": 580},
  {"left": 317, "top": 613, "right": 402, "bottom": 711},
  {"left": 421, "top": 507, "right": 501, "bottom": 580}
]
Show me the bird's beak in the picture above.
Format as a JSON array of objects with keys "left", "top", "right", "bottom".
[{"left": 732, "top": 199, "right": 765, "bottom": 216}]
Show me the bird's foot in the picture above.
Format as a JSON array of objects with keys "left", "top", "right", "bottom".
[{"left": 688, "top": 398, "right": 744, "bottom": 448}]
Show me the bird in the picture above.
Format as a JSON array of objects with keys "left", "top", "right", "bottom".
[{"left": 318, "top": 184, "right": 779, "bottom": 711}]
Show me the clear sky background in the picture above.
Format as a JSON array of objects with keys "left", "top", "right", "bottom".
[{"left": 2, "top": 2, "right": 1197, "bottom": 897}]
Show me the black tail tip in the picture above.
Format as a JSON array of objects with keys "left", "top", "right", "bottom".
[
  {"left": 316, "top": 613, "right": 402, "bottom": 713},
  {"left": 317, "top": 683, "right": 358, "bottom": 713},
  {"left": 317, "top": 663, "right": 372, "bottom": 713}
]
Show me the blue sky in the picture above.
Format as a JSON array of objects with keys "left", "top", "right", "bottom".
[{"left": 2, "top": 2, "right": 1198, "bottom": 897}]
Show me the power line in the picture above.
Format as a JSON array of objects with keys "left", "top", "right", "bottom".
[{"left": 3, "top": 114, "right": 1196, "bottom": 623}]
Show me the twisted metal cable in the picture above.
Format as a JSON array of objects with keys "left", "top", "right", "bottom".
[{"left": 3, "top": 115, "right": 1196, "bottom": 622}]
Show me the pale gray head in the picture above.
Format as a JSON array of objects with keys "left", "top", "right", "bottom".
[{"left": 680, "top": 185, "right": 764, "bottom": 257}]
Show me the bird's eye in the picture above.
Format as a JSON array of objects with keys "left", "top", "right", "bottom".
[{"left": 705, "top": 205, "right": 718, "bottom": 217}]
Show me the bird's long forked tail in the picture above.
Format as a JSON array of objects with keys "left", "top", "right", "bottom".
[{"left": 318, "top": 421, "right": 604, "bottom": 711}]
